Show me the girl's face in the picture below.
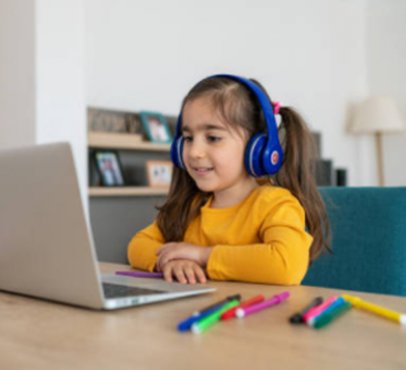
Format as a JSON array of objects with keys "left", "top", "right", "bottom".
[{"left": 181, "top": 96, "right": 256, "bottom": 205}]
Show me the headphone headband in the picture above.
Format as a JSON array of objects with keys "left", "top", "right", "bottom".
[{"left": 212, "top": 74, "right": 278, "bottom": 135}]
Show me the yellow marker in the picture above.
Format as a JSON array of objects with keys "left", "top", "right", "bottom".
[{"left": 342, "top": 294, "right": 406, "bottom": 325}]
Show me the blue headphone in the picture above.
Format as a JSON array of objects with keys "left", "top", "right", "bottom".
[{"left": 170, "top": 74, "right": 284, "bottom": 177}]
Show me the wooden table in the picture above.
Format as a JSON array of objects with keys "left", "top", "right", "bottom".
[{"left": 1, "top": 263, "right": 405, "bottom": 370}]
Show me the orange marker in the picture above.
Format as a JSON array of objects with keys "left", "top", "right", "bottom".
[{"left": 221, "top": 294, "right": 265, "bottom": 320}]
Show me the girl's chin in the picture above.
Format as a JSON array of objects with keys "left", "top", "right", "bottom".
[
  {"left": 195, "top": 184, "right": 215, "bottom": 192},
  {"left": 192, "top": 180, "right": 216, "bottom": 193}
]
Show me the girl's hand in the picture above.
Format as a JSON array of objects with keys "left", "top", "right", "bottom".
[
  {"left": 156, "top": 242, "right": 212, "bottom": 271},
  {"left": 161, "top": 259, "right": 207, "bottom": 284},
  {"left": 156, "top": 242, "right": 211, "bottom": 269}
]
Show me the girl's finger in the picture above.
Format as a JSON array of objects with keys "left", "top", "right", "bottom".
[
  {"left": 157, "top": 249, "right": 173, "bottom": 270},
  {"left": 158, "top": 242, "right": 176, "bottom": 254},
  {"left": 173, "top": 265, "right": 187, "bottom": 284},
  {"left": 155, "top": 254, "right": 163, "bottom": 271},
  {"left": 184, "top": 265, "right": 197, "bottom": 285},
  {"left": 162, "top": 264, "right": 173, "bottom": 282},
  {"left": 157, "top": 252, "right": 170, "bottom": 269},
  {"left": 194, "top": 266, "right": 207, "bottom": 284}
]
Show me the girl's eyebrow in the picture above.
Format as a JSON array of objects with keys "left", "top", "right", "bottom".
[{"left": 182, "top": 124, "right": 227, "bottom": 133}]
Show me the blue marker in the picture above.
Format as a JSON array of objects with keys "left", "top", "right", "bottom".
[
  {"left": 177, "top": 294, "right": 241, "bottom": 332},
  {"left": 177, "top": 304, "right": 228, "bottom": 332}
]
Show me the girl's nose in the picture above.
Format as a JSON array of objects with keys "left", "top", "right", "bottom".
[{"left": 187, "top": 138, "right": 205, "bottom": 159}]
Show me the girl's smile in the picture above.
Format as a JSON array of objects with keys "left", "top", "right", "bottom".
[{"left": 190, "top": 166, "right": 214, "bottom": 175}]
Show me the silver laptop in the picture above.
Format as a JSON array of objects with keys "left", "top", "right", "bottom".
[{"left": 0, "top": 142, "right": 214, "bottom": 310}]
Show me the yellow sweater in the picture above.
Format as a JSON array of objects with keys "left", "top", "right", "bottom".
[{"left": 128, "top": 186, "right": 313, "bottom": 285}]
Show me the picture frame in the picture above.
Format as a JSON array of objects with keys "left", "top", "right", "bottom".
[
  {"left": 93, "top": 150, "right": 125, "bottom": 186},
  {"left": 139, "top": 111, "right": 172, "bottom": 144},
  {"left": 146, "top": 160, "right": 173, "bottom": 188}
]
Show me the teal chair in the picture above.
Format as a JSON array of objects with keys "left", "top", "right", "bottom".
[{"left": 303, "top": 187, "right": 406, "bottom": 296}]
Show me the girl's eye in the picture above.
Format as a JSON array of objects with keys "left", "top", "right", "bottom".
[
  {"left": 183, "top": 135, "right": 193, "bottom": 142},
  {"left": 207, "top": 135, "right": 221, "bottom": 143}
]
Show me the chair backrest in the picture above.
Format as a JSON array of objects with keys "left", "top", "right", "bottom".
[{"left": 303, "top": 187, "right": 406, "bottom": 296}]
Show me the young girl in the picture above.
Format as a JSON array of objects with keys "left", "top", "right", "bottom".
[{"left": 128, "top": 74, "right": 330, "bottom": 285}]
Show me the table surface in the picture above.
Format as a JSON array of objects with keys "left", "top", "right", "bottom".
[{"left": 1, "top": 263, "right": 406, "bottom": 370}]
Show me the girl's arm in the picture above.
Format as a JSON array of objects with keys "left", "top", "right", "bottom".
[
  {"left": 155, "top": 212, "right": 312, "bottom": 285},
  {"left": 153, "top": 190, "right": 313, "bottom": 285},
  {"left": 127, "top": 223, "right": 165, "bottom": 272},
  {"left": 207, "top": 207, "right": 313, "bottom": 285},
  {"left": 156, "top": 242, "right": 212, "bottom": 271}
]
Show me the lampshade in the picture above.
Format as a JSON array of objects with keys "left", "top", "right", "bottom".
[{"left": 350, "top": 96, "right": 405, "bottom": 134}]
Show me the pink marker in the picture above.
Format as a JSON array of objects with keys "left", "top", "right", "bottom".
[
  {"left": 236, "top": 291, "right": 290, "bottom": 318},
  {"left": 302, "top": 296, "right": 337, "bottom": 323}
]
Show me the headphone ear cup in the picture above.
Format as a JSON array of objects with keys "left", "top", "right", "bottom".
[
  {"left": 170, "top": 136, "right": 185, "bottom": 169},
  {"left": 262, "top": 144, "right": 283, "bottom": 175},
  {"left": 244, "top": 133, "right": 267, "bottom": 177}
]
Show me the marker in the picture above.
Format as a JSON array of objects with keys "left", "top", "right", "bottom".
[
  {"left": 311, "top": 300, "right": 352, "bottom": 329},
  {"left": 289, "top": 296, "right": 324, "bottom": 324},
  {"left": 192, "top": 299, "right": 240, "bottom": 333},
  {"left": 221, "top": 294, "right": 266, "bottom": 320},
  {"left": 307, "top": 297, "right": 350, "bottom": 327},
  {"left": 236, "top": 291, "right": 290, "bottom": 318},
  {"left": 115, "top": 271, "right": 163, "bottom": 279},
  {"left": 302, "top": 296, "right": 337, "bottom": 323},
  {"left": 342, "top": 294, "right": 406, "bottom": 325},
  {"left": 192, "top": 294, "right": 241, "bottom": 316},
  {"left": 177, "top": 304, "right": 228, "bottom": 332},
  {"left": 306, "top": 296, "right": 341, "bottom": 325}
]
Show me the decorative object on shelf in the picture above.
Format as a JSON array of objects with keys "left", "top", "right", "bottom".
[
  {"left": 88, "top": 107, "right": 143, "bottom": 135},
  {"left": 349, "top": 96, "right": 405, "bottom": 186},
  {"left": 335, "top": 168, "right": 347, "bottom": 187},
  {"left": 146, "top": 160, "right": 173, "bottom": 188},
  {"left": 88, "top": 131, "right": 143, "bottom": 148},
  {"left": 314, "top": 159, "right": 334, "bottom": 186},
  {"left": 93, "top": 150, "right": 125, "bottom": 186},
  {"left": 140, "top": 111, "right": 172, "bottom": 144},
  {"left": 125, "top": 114, "right": 142, "bottom": 134}
]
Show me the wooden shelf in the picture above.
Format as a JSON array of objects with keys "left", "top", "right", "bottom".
[
  {"left": 88, "top": 132, "right": 170, "bottom": 152},
  {"left": 89, "top": 186, "right": 169, "bottom": 197}
]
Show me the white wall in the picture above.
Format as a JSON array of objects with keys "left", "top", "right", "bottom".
[
  {"left": 36, "top": 0, "right": 87, "bottom": 196},
  {"left": 366, "top": 0, "right": 406, "bottom": 186},
  {"left": 85, "top": 0, "right": 369, "bottom": 185},
  {"left": 0, "top": 0, "right": 88, "bottom": 205},
  {"left": 0, "top": 0, "right": 36, "bottom": 149}
]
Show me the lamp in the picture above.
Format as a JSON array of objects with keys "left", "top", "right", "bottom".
[{"left": 349, "top": 96, "right": 405, "bottom": 186}]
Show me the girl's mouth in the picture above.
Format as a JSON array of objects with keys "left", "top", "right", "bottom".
[{"left": 192, "top": 166, "right": 214, "bottom": 174}]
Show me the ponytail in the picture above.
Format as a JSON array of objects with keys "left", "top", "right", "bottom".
[{"left": 274, "top": 107, "right": 331, "bottom": 261}]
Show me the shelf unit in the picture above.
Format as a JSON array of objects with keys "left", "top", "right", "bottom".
[
  {"left": 88, "top": 132, "right": 171, "bottom": 152},
  {"left": 88, "top": 131, "right": 171, "bottom": 197},
  {"left": 89, "top": 186, "right": 169, "bottom": 197}
]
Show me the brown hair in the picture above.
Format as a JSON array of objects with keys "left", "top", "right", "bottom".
[{"left": 156, "top": 76, "right": 330, "bottom": 262}]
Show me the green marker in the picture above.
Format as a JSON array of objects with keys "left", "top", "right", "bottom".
[
  {"left": 192, "top": 299, "right": 240, "bottom": 333},
  {"left": 313, "top": 300, "right": 352, "bottom": 329}
]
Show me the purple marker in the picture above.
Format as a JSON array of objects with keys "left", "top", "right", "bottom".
[
  {"left": 236, "top": 291, "right": 290, "bottom": 318},
  {"left": 115, "top": 271, "right": 164, "bottom": 279}
]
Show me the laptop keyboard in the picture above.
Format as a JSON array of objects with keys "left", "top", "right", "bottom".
[{"left": 102, "top": 282, "right": 164, "bottom": 299}]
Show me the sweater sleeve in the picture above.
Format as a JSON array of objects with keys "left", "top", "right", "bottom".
[
  {"left": 206, "top": 197, "right": 312, "bottom": 285},
  {"left": 127, "top": 223, "right": 165, "bottom": 272}
]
